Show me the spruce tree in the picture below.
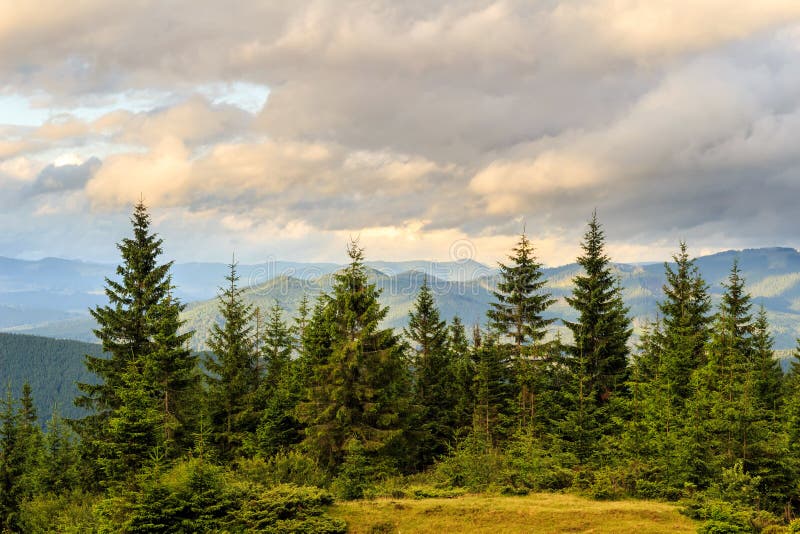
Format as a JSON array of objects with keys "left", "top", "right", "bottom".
[
  {"left": 72, "top": 200, "right": 194, "bottom": 481},
  {"left": 487, "top": 232, "right": 555, "bottom": 356},
  {"left": 448, "top": 316, "right": 475, "bottom": 433},
  {"left": 404, "top": 277, "right": 455, "bottom": 466},
  {"left": 261, "top": 302, "right": 294, "bottom": 392},
  {"left": 488, "top": 232, "right": 555, "bottom": 431},
  {"left": 658, "top": 242, "right": 712, "bottom": 399},
  {"left": 563, "top": 212, "right": 631, "bottom": 462},
  {"left": 102, "top": 361, "right": 163, "bottom": 480},
  {"left": 471, "top": 329, "right": 515, "bottom": 444},
  {"left": 204, "top": 261, "right": 260, "bottom": 460},
  {"left": 751, "top": 307, "right": 783, "bottom": 415},
  {"left": 706, "top": 260, "right": 754, "bottom": 469},
  {"left": 39, "top": 407, "right": 80, "bottom": 494},
  {"left": 0, "top": 387, "right": 22, "bottom": 532},
  {"left": 745, "top": 306, "right": 791, "bottom": 509},
  {"left": 299, "top": 241, "right": 411, "bottom": 472},
  {"left": 17, "top": 382, "right": 43, "bottom": 498},
  {"left": 622, "top": 243, "right": 712, "bottom": 492},
  {"left": 256, "top": 303, "right": 302, "bottom": 456},
  {"left": 564, "top": 212, "right": 631, "bottom": 403}
]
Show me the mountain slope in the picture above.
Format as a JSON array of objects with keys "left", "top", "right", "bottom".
[{"left": 0, "top": 333, "right": 103, "bottom": 421}]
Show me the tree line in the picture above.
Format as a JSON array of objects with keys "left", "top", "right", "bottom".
[{"left": 2, "top": 202, "right": 800, "bottom": 532}]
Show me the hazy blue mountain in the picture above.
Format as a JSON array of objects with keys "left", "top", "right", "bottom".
[
  {"left": 6, "top": 247, "right": 800, "bottom": 351},
  {"left": 0, "top": 256, "right": 491, "bottom": 332}
]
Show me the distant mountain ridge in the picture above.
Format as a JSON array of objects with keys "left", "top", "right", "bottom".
[{"left": 4, "top": 248, "right": 800, "bottom": 350}]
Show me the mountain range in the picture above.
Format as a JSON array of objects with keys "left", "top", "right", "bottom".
[{"left": 3, "top": 248, "right": 800, "bottom": 351}]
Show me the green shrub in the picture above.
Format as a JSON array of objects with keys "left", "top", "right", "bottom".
[
  {"left": 237, "top": 452, "right": 329, "bottom": 488},
  {"left": 435, "top": 432, "right": 504, "bottom": 492},
  {"left": 18, "top": 491, "right": 97, "bottom": 533},
  {"left": 501, "top": 431, "right": 575, "bottom": 492},
  {"left": 233, "top": 484, "right": 346, "bottom": 534},
  {"left": 697, "top": 519, "right": 748, "bottom": 534},
  {"left": 332, "top": 439, "right": 395, "bottom": 500},
  {"left": 680, "top": 495, "right": 767, "bottom": 534}
]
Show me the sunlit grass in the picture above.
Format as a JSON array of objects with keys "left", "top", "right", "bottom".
[{"left": 329, "top": 492, "right": 698, "bottom": 533}]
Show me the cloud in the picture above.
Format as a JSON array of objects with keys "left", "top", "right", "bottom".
[
  {"left": 2, "top": 2, "right": 800, "bottom": 266},
  {"left": 86, "top": 138, "right": 192, "bottom": 208},
  {"left": 29, "top": 156, "right": 101, "bottom": 195}
]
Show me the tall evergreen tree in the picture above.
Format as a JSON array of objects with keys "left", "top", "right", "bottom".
[
  {"left": 38, "top": 407, "right": 80, "bottom": 494},
  {"left": 563, "top": 212, "right": 631, "bottom": 462},
  {"left": 0, "top": 387, "right": 23, "bottom": 532},
  {"left": 299, "top": 241, "right": 411, "bottom": 472},
  {"left": 256, "top": 303, "right": 302, "bottom": 456},
  {"left": 261, "top": 302, "right": 294, "bottom": 391},
  {"left": 564, "top": 213, "right": 631, "bottom": 403},
  {"left": 658, "top": 242, "right": 712, "bottom": 399},
  {"left": 404, "top": 278, "right": 455, "bottom": 466},
  {"left": 471, "top": 329, "right": 515, "bottom": 444},
  {"left": 448, "top": 316, "right": 474, "bottom": 433},
  {"left": 72, "top": 200, "right": 194, "bottom": 481},
  {"left": 744, "top": 306, "right": 792, "bottom": 509},
  {"left": 622, "top": 243, "right": 712, "bottom": 492},
  {"left": 751, "top": 306, "right": 783, "bottom": 414},
  {"left": 487, "top": 232, "right": 555, "bottom": 356},
  {"left": 204, "top": 261, "right": 260, "bottom": 460},
  {"left": 488, "top": 232, "right": 556, "bottom": 431},
  {"left": 706, "top": 260, "right": 754, "bottom": 469}
]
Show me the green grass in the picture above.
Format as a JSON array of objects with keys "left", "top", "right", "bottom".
[{"left": 329, "top": 493, "right": 698, "bottom": 533}]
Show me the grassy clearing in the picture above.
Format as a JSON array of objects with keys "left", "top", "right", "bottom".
[{"left": 329, "top": 492, "right": 698, "bottom": 533}]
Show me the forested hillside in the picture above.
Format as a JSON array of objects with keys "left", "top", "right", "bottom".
[
  {"left": 0, "top": 333, "right": 101, "bottom": 420},
  {"left": 4, "top": 204, "right": 800, "bottom": 533}
]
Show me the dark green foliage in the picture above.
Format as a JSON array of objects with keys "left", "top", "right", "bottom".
[
  {"left": 11, "top": 203, "right": 800, "bottom": 528},
  {"left": 0, "top": 388, "right": 25, "bottom": 531},
  {"left": 705, "top": 261, "right": 755, "bottom": 471},
  {"left": 38, "top": 407, "right": 80, "bottom": 494},
  {"left": 487, "top": 232, "right": 556, "bottom": 433},
  {"left": 234, "top": 484, "right": 346, "bottom": 534},
  {"left": 657, "top": 242, "right": 713, "bottom": 398},
  {"left": 487, "top": 232, "right": 555, "bottom": 355},
  {"left": 622, "top": 243, "right": 713, "bottom": 494},
  {"left": 72, "top": 201, "right": 196, "bottom": 482},
  {"left": 100, "top": 362, "right": 163, "bottom": 481},
  {"left": 262, "top": 302, "right": 294, "bottom": 387},
  {"left": 471, "top": 331, "right": 515, "bottom": 444},
  {"left": 448, "top": 316, "right": 474, "bottom": 432},
  {"left": 256, "top": 303, "right": 304, "bottom": 457},
  {"left": 298, "top": 241, "right": 411, "bottom": 472},
  {"left": 404, "top": 278, "right": 457, "bottom": 467},
  {"left": 563, "top": 212, "right": 631, "bottom": 462},
  {"left": 564, "top": 212, "right": 632, "bottom": 405},
  {"left": 205, "top": 261, "right": 260, "bottom": 460},
  {"left": 752, "top": 307, "right": 784, "bottom": 414},
  {"left": 0, "top": 333, "right": 103, "bottom": 421}
]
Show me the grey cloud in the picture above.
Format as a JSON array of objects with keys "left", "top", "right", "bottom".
[
  {"left": 2, "top": 2, "right": 800, "bottom": 263},
  {"left": 29, "top": 157, "right": 101, "bottom": 196}
]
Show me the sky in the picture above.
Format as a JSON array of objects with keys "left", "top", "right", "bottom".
[{"left": 2, "top": 1, "right": 800, "bottom": 267}]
